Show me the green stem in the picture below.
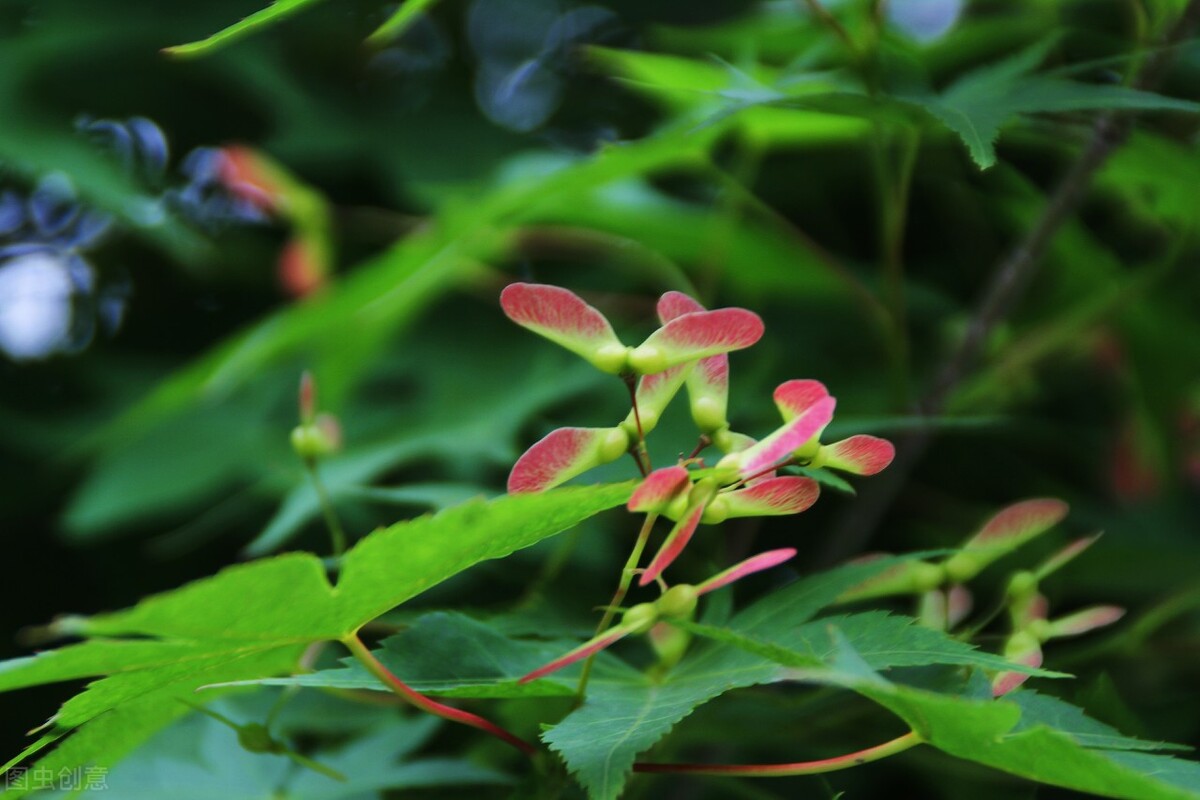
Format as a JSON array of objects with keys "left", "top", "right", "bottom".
[
  {"left": 304, "top": 460, "right": 347, "bottom": 557},
  {"left": 634, "top": 730, "right": 922, "bottom": 776},
  {"left": 342, "top": 633, "right": 537, "bottom": 756},
  {"left": 871, "top": 124, "right": 919, "bottom": 405},
  {"left": 799, "top": 0, "right": 859, "bottom": 58},
  {"left": 576, "top": 513, "right": 659, "bottom": 699}
]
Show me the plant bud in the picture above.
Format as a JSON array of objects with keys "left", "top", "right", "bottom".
[{"left": 291, "top": 422, "right": 339, "bottom": 460}]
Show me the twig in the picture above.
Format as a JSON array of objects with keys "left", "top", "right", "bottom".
[
  {"left": 634, "top": 730, "right": 921, "bottom": 775},
  {"left": 576, "top": 513, "right": 659, "bottom": 698},
  {"left": 305, "top": 461, "right": 347, "bottom": 557},
  {"left": 343, "top": 633, "right": 537, "bottom": 756},
  {"left": 798, "top": 0, "right": 859, "bottom": 57}
]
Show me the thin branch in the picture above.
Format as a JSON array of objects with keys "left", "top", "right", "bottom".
[
  {"left": 342, "top": 633, "right": 537, "bottom": 756},
  {"left": 305, "top": 460, "right": 347, "bottom": 557},
  {"left": 798, "top": 0, "right": 859, "bottom": 56},
  {"left": 576, "top": 513, "right": 659, "bottom": 699},
  {"left": 635, "top": 730, "right": 921, "bottom": 776}
]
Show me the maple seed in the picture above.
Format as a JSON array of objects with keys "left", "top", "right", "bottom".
[
  {"left": 656, "top": 584, "right": 699, "bottom": 619},
  {"left": 623, "top": 602, "right": 660, "bottom": 634},
  {"left": 237, "top": 723, "right": 278, "bottom": 754},
  {"left": 691, "top": 396, "right": 725, "bottom": 434},
  {"left": 595, "top": 343, "right": 632, "bottom": 374},
  {"left": 628, "top": 344, "right": 667, "bottom": 374}
]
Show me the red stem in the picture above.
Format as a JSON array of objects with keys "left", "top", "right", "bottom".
[
  {"left": 736, "top": 458, "right": 798, "bottom": 488},
  {"left": 634, "top": 731, "right": 920, "bottom": 776},
  {"left": 343, "top": 634, "right": 537, "bottom": 757},
  {"left": 624, "top": 374, "right": 653, "bottom": 475}
]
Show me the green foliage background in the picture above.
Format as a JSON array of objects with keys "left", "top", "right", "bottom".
[{"left": 1, "top": 0, "right": 1198, "bottom": 797}]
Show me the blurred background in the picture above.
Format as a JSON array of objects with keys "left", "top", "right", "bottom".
[{"left": 1, "top": 0, "right": 1198, "bottom": 796}]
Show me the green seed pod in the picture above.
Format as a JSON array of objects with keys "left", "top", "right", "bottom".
[
  {"left": 600, "top": 427, "right": 632, "bottom": 462},
  {"left": 838, "top": 559, "right": 944, "bottom": 602},
  {"left": 656, "top": 584, "right": 699, "bottom": 619},
  {"left": 690, "top": 396, "right": 726, "bottom": 435},
  {"left": 593, "top": 343, "right": 632, "bottom": 375},
  {"left": 648, "top": 621, "right": 691, "bottom": 670},
  {"left": 701, "top": 496, "right": 729, "bottom": 524},
  {"left": 290, "top": 423, "right": 338, "bottom": 460},
  {"left": 795, "top": 439, "right": 823, "bottom": 463},
  {"left": 1007, "top": 570, "right": 1038, "bottom": 601},
  {"left": 623, "top": 602, "right": 660, "bottom": 634},
  {"left": 710, "top": 427, "right": 735, "bottom": 453},
  {"left": 1004, "top": 630, "right": 1040, "bottom": 660},
  {"left": 237, "top": 723, "right": 279, "bottom": 754},
  {"left": 627, "top": 345, "right": 667, "bottom": 375},
  {"left": 1027, "top": 617, "right": 1052, "bottom": 642},
  {"left": 942, "top": 551, "right": 985, "bottom": 584}
]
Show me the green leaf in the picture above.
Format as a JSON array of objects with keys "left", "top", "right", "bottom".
[
  {"left": 1010, "top": 692, "right": 1191, "bottom": 753},
  {"left": 224, "top": 560, "right": 912, "bottom": 800},
  {"left": 543, "top": 558, "right": 915, "bottom": 799},
  {"left": 366, "top": 0, "right": 442, "bottom": 47},
  {"left": 682, "top": 611, "right": 1064, "bottom": 678},
  {"left": 64, "top": 403, "right": 286, "bottom": 539},
  {"left": 340, "top": 482, "right": 490, "bottom": 509},
  {"left": 586, "top": 46, "right": 871, "bottom": 148},
  {"left": 212, "top": 612, "right": 639, "bottom": 699},
  {"left": 0, "top": 484, "right": 631, "bottom": 784},
  {"left": 897, "top": 41, "right": 1200, "bottom": 168},
  {"left": 822, "top": 631, "right": 1200, "bottom": 800},
  {"left": 75, "top": 702, "right": 508, "bottom": 799},
  {"left": 163, "top": 0, "right": 330, "bottom": 58},
  {"left": 1097, "top": 131, "right": 1200, "bottom": 229}
]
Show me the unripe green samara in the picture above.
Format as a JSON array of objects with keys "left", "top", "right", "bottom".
[
  {"left": 710, "top": 427, "right": 735, "bottom": 453},
  {"left": 627, "top": 344, "right": 667, "bottom": 375},
  {"left": 237, "top": 723, "right": 279, "bottom": 754},
  {"left": 910, "top": 561, "right": 946, "bottom": 592},
  {"left": 600, "top": 427, "right": 632, "bottom": 462},
  {"left": 593, "top": 343, "right": 632, "bottom": 375},
  {"left": 291, "top": 424, "right": 337, "bottom": 460},
  {"left": 943, "top": 551, "right": 985, "bottom": 584},
  {"left": 1004, "top": 630, "right": 1040, "bottom": 660},
  {"left": 690, "top": 396, "right": 726, "bottom": 435},
  {"left": 1007, "top": 570, "right": 1038, "bottom": 600},
  {"left": 794, "top": 439, "right": 823, "bottom": 463},
  {"left": 623, "top": 602, "right": 660, "bottom": 634},
  {"left": 701, "top": 496, "right": 729, "bottom": 524},
  {"left": 1027, "top": 617, "right": 1052, "bottom": 642},
  {"left": 656, "top": 584, "right": 699, "bottom": 619},
  {"left": 648, "top": 621, "right": 691, "bottom": 669}
]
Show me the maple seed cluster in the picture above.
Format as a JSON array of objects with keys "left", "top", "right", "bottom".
[
  {"left": 499, "top": 283, "right": 897, "bottom": 680},
  {"left": 838, "top": 499, "right": 1125, "bottom": 696}
]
